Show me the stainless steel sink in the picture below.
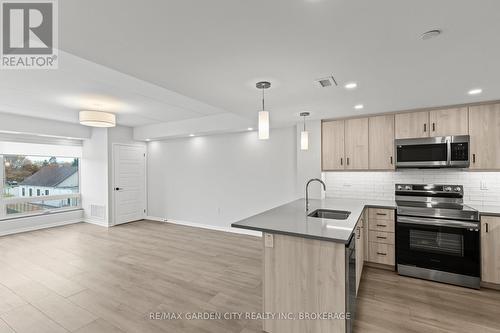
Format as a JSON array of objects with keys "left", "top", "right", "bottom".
[{"left": 308, "top": 209, "right": 351, "bottom": 220}]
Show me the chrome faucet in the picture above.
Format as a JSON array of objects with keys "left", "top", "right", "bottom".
[{"left": 305, "top": 178, "right": 326, "bottom": 211}]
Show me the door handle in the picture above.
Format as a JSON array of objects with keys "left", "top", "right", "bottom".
[
  {"left": 485, "top": 223, "right": 489, "bottom": 233},
  {"left": 340, "top": 158, "right": 343, "bottom": 166},
  {"left": 432, "top": 122, "right": 436, "bottom": 132},
  {"left": 472, "top": 154, "right": 476, "bottom": 164},
  {"left": 115, "top": 187, "right": 122, "bottom": 191},
  {"left": 424, "top": 123, "right": 427, "bottom": 132},
  {"left": 346, "top": 157, "right": 350, "bottom": 166},
  {"left": 390, "top": 156, "right": 393, "bottom": 165}
]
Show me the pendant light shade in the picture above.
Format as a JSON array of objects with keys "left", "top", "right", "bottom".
[
  {"left": 79, "top": 110, "right": 116, "bottom": 127},
  {"left": 256, "top": 81, "right": 271, "bottom": 140},
  {"left": 258, "top": 110, "right": 269, "bottom": 140},
  {"left": 300, "top": 130, "right": 309, "bottom": 150},
  {"left": 300, "top": 112, "right": 310, "bottom": 150}
]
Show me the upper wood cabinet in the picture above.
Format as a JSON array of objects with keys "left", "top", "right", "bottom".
[
  {"left": 369, "top": 115, "right": 395, "bottom": 170},
  {"left": 322, "top": 120, "right": 345, "bottom": 170},
  {"left": 395, "top": 111, "right": 429, "bottom": 139},
  {"left": 345, "top": 118, "right": 369, "bottom": 169},
  {"left": 469, "top": 104, "right": 500, "bottom": 170},
  {"left": 429, "top": 107, "right": 468, "bottom": 136},
  {"left": 481, "top": 216, "right": 500, "bottom": 284}
]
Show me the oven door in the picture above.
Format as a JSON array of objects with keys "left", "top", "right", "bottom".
[
  {"left": 395, "top": 137, "right": 448, "bottom": 168},
  {"left": 396, "top": 216, "right": 480, "bottom": 277}
]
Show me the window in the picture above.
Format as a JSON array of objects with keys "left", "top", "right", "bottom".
[{"left": 1, "top": 155, "right": 80, "bottom": 218}]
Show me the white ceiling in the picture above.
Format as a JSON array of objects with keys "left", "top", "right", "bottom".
[{"left": 3, "top": 0, "right": 500, "bottom": 129}]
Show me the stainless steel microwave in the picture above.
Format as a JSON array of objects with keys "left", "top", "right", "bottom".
[{"left": 395, "top": 135, "right": 470, "bottom": 169}]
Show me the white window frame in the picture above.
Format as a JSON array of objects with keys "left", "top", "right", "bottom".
[{"left": 0, "top": 154, "right": 82, "bottom": 221}]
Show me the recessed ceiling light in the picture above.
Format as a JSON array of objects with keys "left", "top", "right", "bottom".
[
  {"left": 344, "top": 82, "right": 357, "bottom": 89},
  {"left": 145, "top": 139, "right": 151, "bottom": 142},
  {"left": 354, "top": 104, "right": 364, "bottom": 110},
  {"left": 421, "top": 29, "right": 442, "bottom": 40},
  {"left": 189, "top": 134, "right": 195, "bottom": 137},
  {"left": 468, "top": 88, "right": 482, "bottom": 95},
  {"left": 247, "top": 127, "right": 253, "bottom": 131}
]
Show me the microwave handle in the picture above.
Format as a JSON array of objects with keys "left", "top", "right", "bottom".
[{"left": 446, "top": 139, "right": 452, "bottom": 166}]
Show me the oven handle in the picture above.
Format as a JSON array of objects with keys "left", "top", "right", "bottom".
[{"left": 397, "top": 215, "right": 479, "bottom": 229}]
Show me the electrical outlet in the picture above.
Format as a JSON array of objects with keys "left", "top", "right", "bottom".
[
  {"left": 480, "top": 181, "right": 488, "bottom": 190},
  {"left": 264, "top": 234, "right": 274, "bottom": 248}
]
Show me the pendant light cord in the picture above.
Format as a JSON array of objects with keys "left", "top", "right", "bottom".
[{"left": 262, "top": 88, "right": 265, "bottom": 111}]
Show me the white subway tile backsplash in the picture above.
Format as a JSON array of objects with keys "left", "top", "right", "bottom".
[{"left": 324, "top": 170, "right": 500, "bottom": 206}]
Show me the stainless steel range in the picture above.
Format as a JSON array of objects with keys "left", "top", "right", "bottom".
[{"left": 395, "top": 184, "right": 480, "bottom": 289}]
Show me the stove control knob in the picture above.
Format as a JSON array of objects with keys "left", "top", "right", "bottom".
[
  {"left": 397, "top": 185, "right": 403, "bottom": 190},
  {"left": 405, "top": 185, "right": 412, "bottom": 191},
  {"left": 444, "top": 186, "right": 452, "bottom": 192},
  {"left": 454, "top": 187, "right": 462, "bottom": 192}
]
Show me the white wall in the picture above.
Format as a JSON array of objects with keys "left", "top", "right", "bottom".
[
  {"left": 147, "top": 127, "right": 298, "bottom": 230},
  {"left": 81, "top": 128, "right": 109, "bottom": 226}
]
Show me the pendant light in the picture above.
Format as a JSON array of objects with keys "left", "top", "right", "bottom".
[
  {"left": 256, "top": 81, "right": 271, "bottom": 140},
  {"left": 300, "top": 112, "right": 310, "bottom": 150}
]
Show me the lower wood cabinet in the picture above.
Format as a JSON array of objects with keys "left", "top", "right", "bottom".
[
  {"left": 481, "top": 216, "right": 500, "bottom": 284},
  {"left": 355, "top": 216, "right": 365, "bottom": 293},
  {"left": 366, "top": 208, "right": 395, "bottom": 267}
]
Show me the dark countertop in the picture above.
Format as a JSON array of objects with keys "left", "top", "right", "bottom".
[{"left": 231, "top": 198, "right": 396, "bottom": 244}]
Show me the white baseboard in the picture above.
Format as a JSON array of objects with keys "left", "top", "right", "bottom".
[
  {"left": 0, "top": 219, "right": 82, "bottom": 237},
  {"left": 84, "top": 218, "right": 109, "bottom": 227},
  {"left": 145, "top": 216, "right": 262, "bottom": 237}
]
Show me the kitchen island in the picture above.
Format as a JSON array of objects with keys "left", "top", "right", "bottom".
[{"left": 231, "top": 198, "right": 396, "bottom": 333}]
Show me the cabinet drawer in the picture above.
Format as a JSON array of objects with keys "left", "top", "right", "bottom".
[
  {"left": 368, "top": 218, "right": 395, "bottom": 232},
  {"left": 369, "top": 230, "right": 394, "bottom": 245},
  {"left": 368, "top": 208, "right": 394, "bottom": 221},
  {"left": 368, "top": 242, "right": 395, "bottom": 266}
]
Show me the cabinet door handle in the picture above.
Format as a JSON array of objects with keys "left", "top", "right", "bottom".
[
  {"left": 377, "top": 252, "right": 387, "bottom": 256},
  {"left": 340, "top": 157, "right": 343, "bottom": 166},
  {"left": 424, "top": 123, "right": 427, "bottom": 132},
  {"left": 390, "top": 156, "right": 393, "bottom": 165},
  {"left": 472, "top": 154, "right": 476, "bottom": 163},
  {"left": 432, "top": 122, "right": 436, "bottom": 132},
  {"left": 357, "top": 227, "right": 361, "bottom": 239},
  {"left": 376, "top": 213, "right": 387, "bottom": 216},
  {"left": 485, "top": 223, "right": 489, "bottom": 233},
  {"left": 376, "top": 236, "right": 387, "bottom": 239},
  {"left": 376, "top": 224, "right": 387, "bottom": 227},
  {"left": 346, "top": 157, "right": 350, "bottom": 165}
]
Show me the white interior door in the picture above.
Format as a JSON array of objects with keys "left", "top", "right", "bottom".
[{"left": 113, "top": 144, "right": 146, "bottom": 225}]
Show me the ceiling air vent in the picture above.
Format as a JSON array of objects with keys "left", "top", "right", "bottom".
[{"left": 315, "top": 76, "right": 338, "bottom": 88}]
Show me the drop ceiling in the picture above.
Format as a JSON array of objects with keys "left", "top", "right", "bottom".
[{"left": 2, "top": 0, "right": 500, "bottom": 129}]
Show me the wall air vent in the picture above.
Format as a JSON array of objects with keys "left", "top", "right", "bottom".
[
  {"left": 315, "top": 76, "right": 338, "bottom": 88},
  {"left": 90, "top": 204, "right": 106, "bottom": 219}
]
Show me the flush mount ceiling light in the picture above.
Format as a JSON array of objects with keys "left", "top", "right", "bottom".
[
  {"left": 354, "top": 104, "right": 364, "bottom": 110},
  {"left": 468, "top": 88, "right": 483, "bottom": 95},
  {"left": 421, "top": 29, "right": 442, "bottom": 40},
  {"left": 256, "top": 81, "right": 271, "bottom": 140},
  {"left": 344, "top": 82, "right": 357, "bottom": 89},
  {"left": 79, "top": 110, "right": 116, "bottom": 127},
  {"left": 247, "top": 127, "right": 254, "bottom": 131},
  {"left": 300, "top": 112, "right": 310, "bottom": 151}
]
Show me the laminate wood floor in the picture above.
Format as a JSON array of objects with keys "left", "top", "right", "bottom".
[{"left": 0, "top": 221, "right": 499, "bottom": 333}]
